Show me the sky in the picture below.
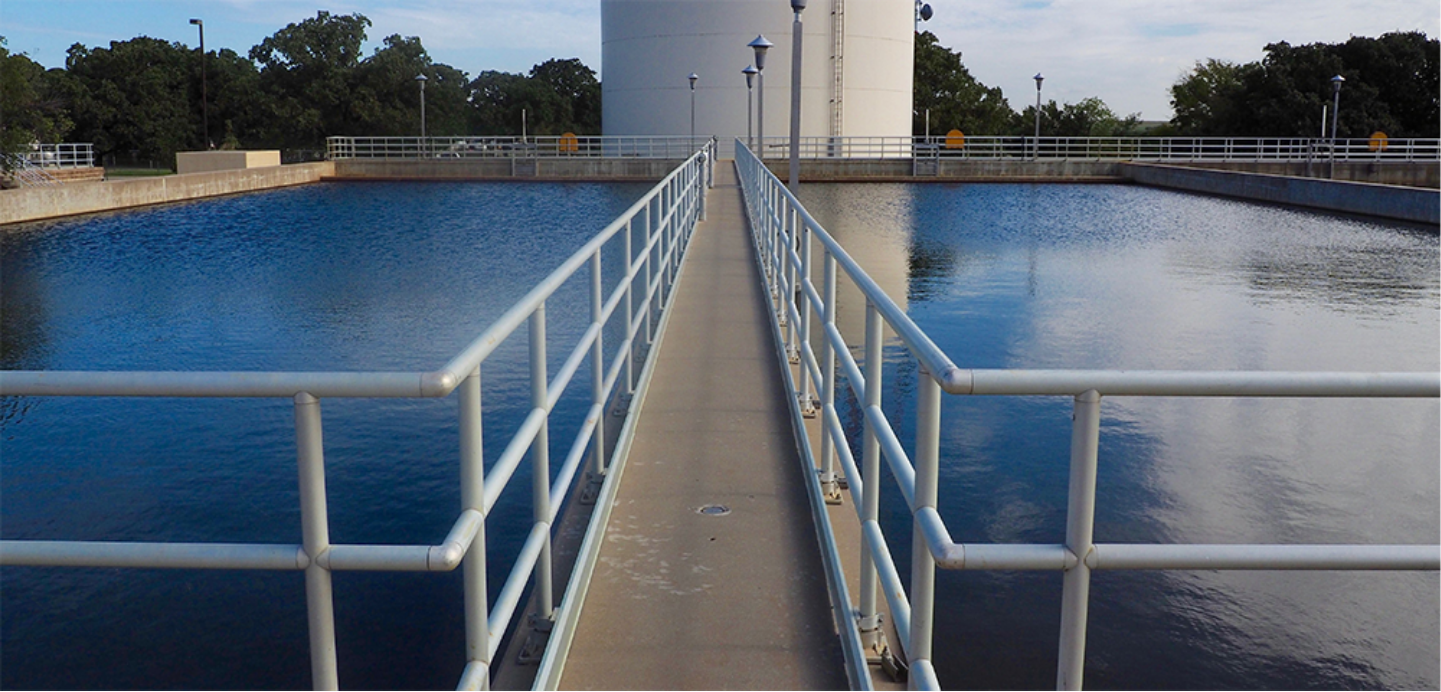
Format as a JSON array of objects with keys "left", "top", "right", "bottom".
[{"left": 2, "top": 0, "right": 1437, "bottom": 121}]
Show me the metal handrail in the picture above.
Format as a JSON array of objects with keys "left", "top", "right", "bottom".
[
  {"left": 18, "top": 142, "right": 95, "bottom": 168},
  {"left": 755, "top": 135, "right": 1441, "bottom": 162},
  {"left": 733, "top": 138, "right": 1440, "bottom": 690},
  {"left": 327, "top": 135, "right": 716, "bottom": 161},
  {"left": 0, "top": 141, "right": 718, "bottom": 691}
]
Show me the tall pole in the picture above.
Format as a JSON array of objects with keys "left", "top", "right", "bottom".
[
  {"left": 744, "top": 65, "right": 758, "bottom": 152},
  {"left": 1033, "top": 73, "right": 1044, "bottom": 161},
  {"left": 1329, "top": 74, "right": 1344, "bottom": 179},
  {"left": 190, "top": 19, "right": 207, "bottom": 149},
  {"left": 688, "top": 72, "right": 698, "bottom": 146},
  {"left": 750, "top": 36, "right": 773, "bottom": 160},
  {"left": 788, "top": 0, "right": 806, "bottom": 194}
]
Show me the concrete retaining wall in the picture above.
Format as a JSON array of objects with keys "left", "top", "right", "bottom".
[
  {"left": 1124, "top": 163, "right": 1439, "bottom": 226},
  {"left": 764, "top": 159, "right": 1125, "bottom": 182},
  {"left": 1168, "top": 160, "right": 1439, "bottom": 189},
  {"left": 2, "top": 162, "right": 333, "bottom": 226},
  {"left": 331, "top": 158, "right": 682, "bottom": 180}
]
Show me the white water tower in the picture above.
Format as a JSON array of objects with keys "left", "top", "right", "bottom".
[{"left": 601, "top": 0, "right": 914, "bottom": 147}]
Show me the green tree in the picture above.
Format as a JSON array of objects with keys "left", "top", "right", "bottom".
[
  {"left": 352, "top": 34, "right": 470, "bottom": 136},
  {"left": 60, "top": 37, "right": 194, "bottom": 165},
  {"left": 1013, "top": 97, "right": 1141, "bottom": 137},
  {"left": 1169, "top": 59, "right": 1253, "bottom": 135},
  {"left": 0, "top": 37, "right": 74, "bottom": 163},
  {"left": 249, "top": 11, "right": 371, "bottom": 148},
  {"left": 469, "top": 58, "right": 602, "bottom": 136},
  {"left": 912, "top": 31, "right": 1013, "bottom": 136}
]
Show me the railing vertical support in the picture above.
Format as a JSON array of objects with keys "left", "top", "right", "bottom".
[
  {"left": 623, "top": 219, "right": 635, "bottom": 395},
  {"left": 818, "top": 251, "right": 839, "bottom": 499},
  {"left": 589, "top": 251, "right": 606, "bottom": 476},
  {"left": 530, "top": 304, "right": 554, "bottom": 622},
  {"left": 459, "top": 368, "right": 490, "bottom": 689},
  {"left": 798, "top": 219, "right": 814, "bottom": 413},
  {"left": 642, "top": 200, "right": 654, "bottom": 344},
  {"left": 294, "top": 392, "right": 339, "bottom": 691},
  {"left": 910, "top": 371, "right": 942, "bottom": 690},
  {"left": 858, "top": 301, "right": 884, "bottom": 649},
  {"left": 1057, "top": 389, "right": 1102, "bottom": 691}
]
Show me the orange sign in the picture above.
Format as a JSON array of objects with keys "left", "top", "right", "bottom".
[
  {"left": 944, "top": 129, "right": 965, "bottom": 149},
  {"left": 1368, "top": 131, "right": 1388, "bottom": 151},
  {"left": 559, "top": 132, "right": 579, "bottom": 153}
]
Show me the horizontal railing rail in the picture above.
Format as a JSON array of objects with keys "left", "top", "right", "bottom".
[
  {"left": 327, "top": 135, "right": 716, "bottom": 161},
  {"left": 734, "top": 138, "right": 1440, "bottom": 691},
  {"left": 0, "top": 141, "right": 717, "bottom": 691},
  {"left": 752, "top": 135, "right": 1441, "bottom": 162}
]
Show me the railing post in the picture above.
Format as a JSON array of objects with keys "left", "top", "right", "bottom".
[
  {"left": 530, "top": 304, "right": 554, "bottom": 622},
  {"left": 295, "top": 392, "right": 339, "bottom": 691},
  {"left": 459, "top": 369, "right": 490, "bottom": 689},
  {"left": 797, "top": 217, "right": 814, "bottom": 414},
  {"left": 590, "top": 251, "right": 606, "bottom": 476},
  {"left": 1057, "top": 389, "right": 1101, "bottom": 691},
  {"left": 858, "top": 301, "right": 884, "bottom": 651},
  {"left": 623, "top": 219, "right": 635, "bottom": 395},
  {"left": 819, "top": 251, "right": 839, "bottom": 501},
  {"left": 643, "top": 199, "right": 654, "bottom": 345},
  {"left": 910, "top": 368, "right": 942, "bottom": 690}
]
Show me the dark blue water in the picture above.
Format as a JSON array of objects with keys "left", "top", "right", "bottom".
[
  {"left": 798, "top": 183, "right": 1439, "bottom": 690},
  {"left": 1, "top": 181, "right": 651, "bottom": 690}
]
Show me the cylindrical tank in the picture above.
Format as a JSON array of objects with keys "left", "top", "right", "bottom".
[{"left": 601, "top": 0, "right": 913, "bottom": 149}]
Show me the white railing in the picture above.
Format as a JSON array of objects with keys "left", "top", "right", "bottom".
[
  {"left": 734, "top": 138, "right": 1440, "bottom": 690},
  {"left": 327, "top": 135, "right": 715, "bottom": 161},
  {"left": 0, "top": 142, "right": 717, "bottom": 690},
  {"left": 754, "top": 136, "right": 1441, "bottom": 162},
  {"left": 19, "top": 142, "right": 95, "bottom": 167}
]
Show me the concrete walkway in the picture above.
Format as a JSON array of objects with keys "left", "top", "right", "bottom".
[{"left": 558, "top": 164, "right": 848, "bottom": 690}]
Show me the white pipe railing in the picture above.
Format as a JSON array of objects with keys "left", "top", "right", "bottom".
[
  {"left": 755, "top": 135, "right": 1441, "bottom": 162},
  {"left": 17, "top": 142, "right": 95, "bottom": 167},
  {"left": 0, "top": 141, "right": 718, "bottom": 691},
  {"left": 734, "top": 138, "right": 1440, "bottom": 691},
  {"left": 328, "top": 135, "right": 716, "bottom": 160}
]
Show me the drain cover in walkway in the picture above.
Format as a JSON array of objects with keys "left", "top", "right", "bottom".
[{"left": 697, "top": 505, "right": 730, "bottom": 516}]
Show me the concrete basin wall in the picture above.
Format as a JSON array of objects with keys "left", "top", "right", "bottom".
[
  {"left": 1124, "top": 163, "right": 1439, "bottom": 226},
  {"left": 1, "top": 162, "right": 333, "bottom": 226},
  {"left": 331, "top": 158, "right": 683, "bottom": 180}
]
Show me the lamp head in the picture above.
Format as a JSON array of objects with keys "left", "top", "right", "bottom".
[
  {"left": 791, "top": 0, "right": 806, "bottom": 11},
  {"left": 1034, "top": 73, "right": 1044, "bottom": 89},
  {"left": 749, "top": 35, "right": 773, "bottom": 71},
  {"left": 189, "top": 18, "right": 202, "bottom": 26},
  {"left": 689, "top": 72, "right": 698, "bottom": 89},
  {"left": 743, "top": 64, "right": 758, "bottom": 89},
  {"left": 1331, "top": 74, "right": 1345, "bottom": 91}
]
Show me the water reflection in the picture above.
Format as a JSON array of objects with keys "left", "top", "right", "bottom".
[{"left": 798, "top": 182, "right": 1439, "bottom": 689}]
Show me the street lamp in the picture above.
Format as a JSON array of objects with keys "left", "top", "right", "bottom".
[
  {"left": 743, "top": 65, "right": 758, "bottom": 151},
  {"left": 416, "top": 73, "right": 428, "bottom": 141},
  {"left": 1033, "top": 72, "right": 1044, "bottom": 160},
  {"left": 688, "top": 72, "right": 699, "bottom": 145},
  {"left": 189, "top": 18, "right": 208, "bottom": 149},
  {"left": 1329, "top": 74, "right": 1345, "bottom": 177},
  {"left": 749, "top": 35, "right": 773, "bottom": 159},
  {"left": 787, "top": 0, "right": 806, "bottom": 193}
]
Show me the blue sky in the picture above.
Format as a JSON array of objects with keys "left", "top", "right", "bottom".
[{"left": 3, "top": 0, "right": 1437, "bottom": 120}]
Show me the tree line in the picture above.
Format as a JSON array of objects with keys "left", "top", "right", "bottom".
[
  {"left": 913, "top": 30, "right": 1438, "bottom": 140},
  {"left": 913, "top": 31, "right": 1144, "bottom": 138},
  {"left": 0, "top": 11, "right": 601, "bottom": 167}
]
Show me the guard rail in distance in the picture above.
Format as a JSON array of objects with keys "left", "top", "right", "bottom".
[
  {"left": 16, "top": 142, "right": 95, "bottom": 167},
  {"left": 751, "top": 135, "right": 1441, "bottom": 162},
  {"left": 0, "top": 142, "right": 718, "bottom": 691},
  {"left": 327, "top": 135, "right": 715, "bottom": 160},
  {"left": 734, "top": 137, "right": 1440, "bottom": 691}
]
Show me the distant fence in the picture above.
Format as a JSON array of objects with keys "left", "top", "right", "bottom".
[
  {"left": 328, "top": 136, "right": 713, "bottom": 160},
  {"left": 752, "top": 136, "right": 1441, "bottom": 162},
  {"left": 16, "top": 143, "right": 95, "bottom": 168}
]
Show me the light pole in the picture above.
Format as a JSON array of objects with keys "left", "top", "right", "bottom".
[
  {"left": 415, "top": 74, "right": 428, "bottom": 157},
  {"left": 743, "top": 65, "right": 758, "bottom": 151},
  {"left": 189, "top": 18, "right": 208, "bottom": 149},
  {"left": 787, "top": 0, "right": 806, "bottom": 193},
  {"left": 749, "top": 35, "right": 772, "bottom": 160},
  {"left": 688, "top": 72, "right": 698, "bottom": 146},
  {"left": 1033, "top": 72, "right": 1044, "bottom": 160},
  {"left": 1329, "top": 74, "right": 1344, "bottom": 178}
]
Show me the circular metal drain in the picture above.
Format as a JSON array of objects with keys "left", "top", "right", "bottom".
[{"left": 697, "top": 504, "right": 731, "bottom": 516}]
